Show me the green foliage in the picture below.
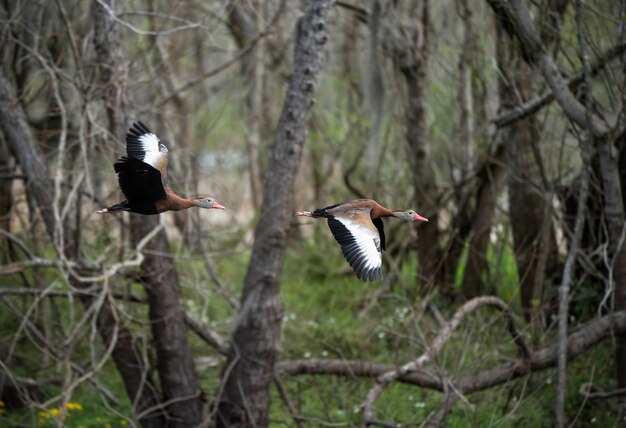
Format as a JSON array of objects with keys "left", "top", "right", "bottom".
[{"left": 0, "top": 234, "right": 622, "bottom": 427}]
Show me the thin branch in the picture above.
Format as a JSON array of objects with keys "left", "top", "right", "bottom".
[
  {"left": 556, "top": 2, "right": 593, "bottom": 426},
  {"left": 276, "top": 311, "right": 626, "bottom": 396},
  {"left": 360, "top": 296, "right": 525, "bottom": 425},
  {"left": 0, "top": 287, "right": 146, "bottom": 303},
  {"left": 198, "top": 238, "right": 239, "bottom": 310},
  {"left": 182, "top": 312, "right": 229, "bottom": 356},
  {"left": 273, "top": 374, "right": 304, "bottom": 428},
  {"left": 486, "top": 0, "right": 608, "bottom": 137},
  {"left": 423, "top": 381, "right": 460, "bottom": 428},
  {"left": 141, "top": 32, "right": 268, "bottom": 113},
  {"left": 579, "top": 383, "right": 626, "bottom": 400},
  {"left": 94, "top": 0, "right": 202, "bottom": 36},
  {"left": 0, "top": 258, "right": 98, "bottom": 276},
  {"left": 494, "top": 42, "right": 626, "bottom": 128},
  {"left": 336, "top": 1, "right": 368, "bottom": 23}
]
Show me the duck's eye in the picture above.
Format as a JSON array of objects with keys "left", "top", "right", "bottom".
[{"left": 207, "top": 198, "right": 213, "bottom": 204}]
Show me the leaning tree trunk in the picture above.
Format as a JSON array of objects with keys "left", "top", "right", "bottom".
[{"left": 216, "top": 1, "right": 335, "bottom": 426}]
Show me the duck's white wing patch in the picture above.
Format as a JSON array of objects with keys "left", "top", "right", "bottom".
[
  {"left": 327, "top": 214, "right": 382, "bottom": 282},
  {"left": 126, "top": 121, "right": 169, "bottom": 179}
]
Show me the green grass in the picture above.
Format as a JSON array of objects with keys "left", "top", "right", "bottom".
[{"left": 1, "top": 235, "right": 623, "bottom": 428}]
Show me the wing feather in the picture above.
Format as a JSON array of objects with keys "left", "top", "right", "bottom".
[
  {"left": 113, "top": 157, "right": 166, "bottom": 202},
  {"left": 125, "top": 121, "right": 169, "bottom": 180},
  {"left": 327, "top": 214, "right": 382, "bottom": 281}
]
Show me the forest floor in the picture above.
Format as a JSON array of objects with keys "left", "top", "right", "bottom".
[{"left": 0, "top": 239, "right": 620, "bottom": 427}]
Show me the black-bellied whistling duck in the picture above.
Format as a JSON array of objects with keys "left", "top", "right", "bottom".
[
  {"left": 295, "top": 199, "right": 428, "bottom": 281},
  {"left": 97, "top": 121, "right": 225, "bottom": 215}
]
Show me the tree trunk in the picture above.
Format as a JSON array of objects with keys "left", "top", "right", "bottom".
[
  {"left": 486, "top": 0, "right": 626, "bottom": 388},
  {"left": 493, "top": 2, "right": 557, "bottom": 324},
  {"left": 93, "top": 1, "right": 202, "bottom": 425},
  {"left": 131, "top": 220, "right": 204, "bottom": 426},
  {"left": 0, "top": 137, "right": 12, "bottom": 260},
  {"left": 461, "top": 144, "right": 506, "bottom": 298},
  {"left": 228, "top": 0, "right": 265, "bottom": 211},
  {"left": 216, "top": 1, "right": 335, "bottom": 426},
  {"left": 387, "top": 0, "right": 440, "bottom": 292}
]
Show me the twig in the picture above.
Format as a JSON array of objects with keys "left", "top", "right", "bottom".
[
  {"left": 273, "top": 374, "right": 304, "bottom": 428},
  {"left": 423, "top": 380, "right": 460, "bottom": 428},
  {"left": 0, "top": 258, "right": 99, "bottom": 276},
  {"left": 360, "top": 296, "right": 526, "bottom": 425},
  {"left": 336, "top": 1, "right": 368, "bottom": 23},
  {"left": 1, "top": 298, "right": 120, "bottom": 405},
  {"left": 94, "top": 0, "right": 202, "bottom": 36},
  {"left": 65, "top": 223, "right": 164, "bottom": 283},
  {"left": 486, "top": 0, "right": 608, "bottom": 138},
  {"left": 579, "top": 383, "right": 626, "bottom": 400},
  {"left": 182, "top": 312, "right": 229, "bottom": 356},
  {"left": 494, "top": 42, "right": 626, "bottom": 128},
  {"left": 198, "top": 238, "right": 239, "bottom": 310},
  {"left": 556, "top": 2, "right": 593, "bottom": 426},
  {"left": 0, "top": 287, "right": 146, "bottom": 303},
  {"left": 141, "top": 33, "right": 267, "bottom": 113},
  {"left": 134, "top": 390, "right": 203, "bottom": 421},
  {"left": 276, "top": 312, "right": 626, "bottom": 399}
]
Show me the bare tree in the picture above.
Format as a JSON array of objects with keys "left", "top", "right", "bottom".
[
  {"left": 216, "top": 1, "right": 335, "bottom": 426},
  {"left": 490, "top": 2, "right": 559, "bottom": 324},
  {"left": 378, "top": 1, "right": 441, "bottom": 292},
  {"left": 487, "top": 0, "right": 626, "bottom": 395},
  {"left": 461, "top": 144, "right": 507, "bottom": 298},
  {"left": 0, "top": 69, "right": 166, "bottom": 426},
  {"left": 94, "top": 2, "right": 205, "bottom": 425}
]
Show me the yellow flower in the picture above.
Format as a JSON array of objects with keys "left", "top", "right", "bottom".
[
  {"left": 105, "top": 424, "right": 112, "bottom": 428},
  {"left": 38, "top": 411, "right": 50, "bottom": 418},
  {"left": 66, "top": 402, "right": 83, "bottom": 411},
  {"left": 120, "top": 420, "right": 128, "bottom": 426},
  {"left": 49, "top": 408, "right": 61, "bottom": 417},
  {"left": 0, "top": 400, "right": 5, "bottom": 407}
]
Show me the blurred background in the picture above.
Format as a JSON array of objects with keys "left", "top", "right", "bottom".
[{"left": 1, "top": 0, "right": 625, "bottom": 426}]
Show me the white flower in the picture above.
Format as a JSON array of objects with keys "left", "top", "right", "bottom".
[{"left": 303, "top": 351, "right": 312, "bottom": 358}]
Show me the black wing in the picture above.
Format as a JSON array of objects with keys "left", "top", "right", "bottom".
[
  {"left": 327, "top": 216, "right": 382, "bottom": 282},
  {"left": 372, "top": 217, "right": 386, "bottom": 251},
  {"left": 113, "top": 156, "right": 166, "bottom": 202}
]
